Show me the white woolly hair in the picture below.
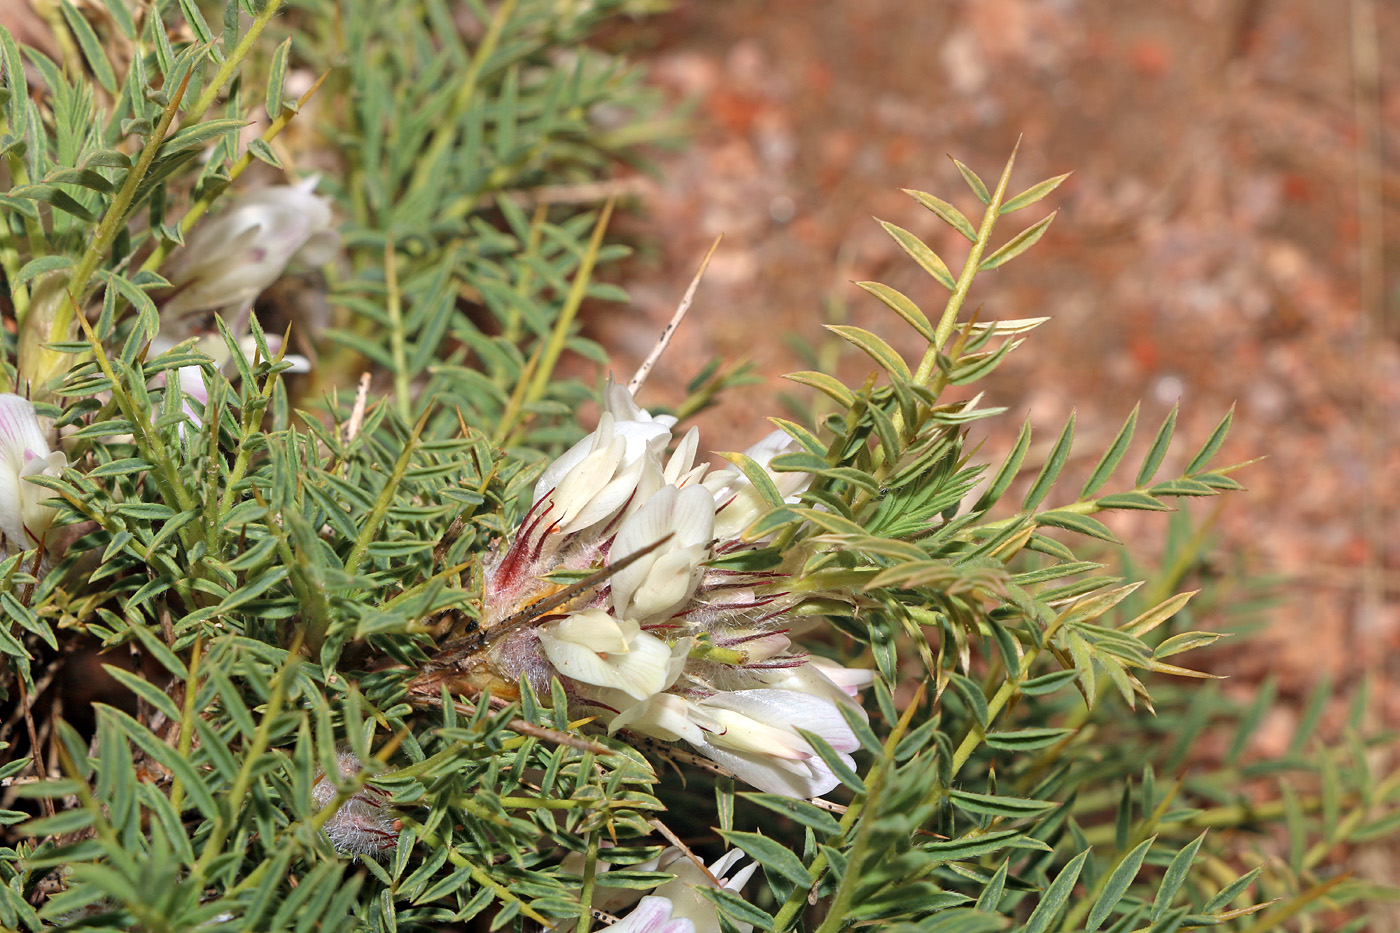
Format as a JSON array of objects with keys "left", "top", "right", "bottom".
[{"left": 311, "top": 748, "right": 401, "bottom": 858}]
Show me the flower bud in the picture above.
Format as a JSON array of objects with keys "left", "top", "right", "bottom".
[
  {"left": 14, "top": 271, "right": 75, "bottom": 400},
  {"left": 311, "top": 749, "right": 401, "bottom": 857}
]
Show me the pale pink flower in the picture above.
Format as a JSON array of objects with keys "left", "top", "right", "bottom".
[
  {"left": 163, "top": 177, "right": 338, "bottom": 323},
  {"left": 0, "top": 394, "right": 66, "bottom": 554},
  {"left": 609, "top": 896, "right": 696, "bottom": 933},
  {"left": 561, "top": 847, "right": 756, "bottom": 933}
]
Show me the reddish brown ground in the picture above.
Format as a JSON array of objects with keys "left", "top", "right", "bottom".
[
  {"left": 596, "top": 0, "right": 1400, "bottom": 736},
  {"left": 596, "top": 4, "right": 1400, "bottom": 909}
]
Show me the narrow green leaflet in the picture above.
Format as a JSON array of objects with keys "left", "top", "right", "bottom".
[
  {"left": 905, "top": 188, "right": 979, "bottom": 241},
  {"left": 1086, "top": 835, "right": 1155, "bottom": 931},
  {"left": 999, "top": 172, "right": 1071, "bottom": 214},
  {"left": 59, "top": 0, "right": 118, "bottom": 92},
  {"left": 949, "top": 791, "right": 1057, "bottom": 820},
  {"left": 875, "top": 223, "right": 956, "bottom": 292},
  {"left": 826, "top": 324, "right": 913, "bottom": 381},
  {"left": 1150, "top": 832, "right": 1207, "bottom": 921},
  {"left": 1184, "top": 405, "right": 1234, "bottom": 475},
  {"left": 1080, "top": 404, "right": 1138, "bottom": 498},
  {"left": 1135, "top": 405, "right": 1179, "bottom": 486},
  {"left": 952, "top": 158, "right": 991, "bottom": 204},
  {"left": 858, "top": 278, "right": 938, "bottom": 340},
  {"left": 1020, "top": 849, "right": 1090, "bottom": 933},
  {"left": 1022, "top": 411, "right": 1075, "bottom": 511},
  {"left": 719, "top": 830, "right": 813, "bottom": 888},
  {"left": 980, "top": 213, "right": 1057, "bottom": 271}
]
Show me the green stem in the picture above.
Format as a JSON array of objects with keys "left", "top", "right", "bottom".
[
  {"left": 845, "top": 147, "right": 1020, "bottom": 518},
  {"left": 921, "top": 141, "right": 1020, "bottom": 374},
  {"left": 343, "top": 407, "right": 431, "bottom": 579},
  {"left": 193, "top": 630, "right": 304, "bottom": 880},
  {"left": 404, "top": 0, "right": 519, "bottom": 201},
  {"left": 42, "top": 0, "right": 292, "bottom": 354},
  {"left": 492, "top": 343, "right": 542, "bottom": 447},
  {"left": 167, "top": 636, "right": 203, "bottom": 814},
  {"left": 501, "top": 203, "right": 547, "bottom": 343},
  {"left": 184, "top": 0, "right": 287, "bottom": 123},
  {"left": 772, "top": 684, "right": 927, "bottom": 933},
  {"left": 209, "top": 352, "right": 283, "bottom": 554},
  {"left": 384, "top": 240, "right": 411, "bottom": 421},
  {"left": 142, "top": 68, "right": 328, "bottom": 276},
  {"left": 576, "top": 830, "right": 600, "bottom": 933},
  {"left": 263, "top": 487, "right": 334, "bottom": 648},
  {"left": 39, "top": 71, "right": 191, "bottom": 389},
  {"left": 72, "top": 312, "right": 196, "bottom": 518},
  {"left": 947, "top": 611, "right": 1072, "bottom": 779},
  {"left": 964, "top": 498, "right": 1097, "bottom": 540},
  {"left": 508, "top": 198, "right": 614, "bottom": 443},
  {"left": 1235, "top": 875, "right": 1350, "bottom": 933},
  {"left": 0, "top": 112, "right": 36, "bottom": 323}
]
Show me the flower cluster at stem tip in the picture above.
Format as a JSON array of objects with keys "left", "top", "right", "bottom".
[{"left": 480, "top": 381, "right": 871, "bottom": 799}]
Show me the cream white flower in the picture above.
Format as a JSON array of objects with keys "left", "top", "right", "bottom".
[
  {"left": 652, "top": 848, "right": 758, "bottom": 933},
  {"left": 610, "top": 484, "right": 716, "bottom": 623},
  {"left": 532, "top": 411, "right": 671, "bottom": 536},
  {"left": 696, "top": 689, "right": 860, "bottom": 799},
  {"left": 0, "top": 394, "right": 67, "bottom": 554},
  {"left": 559, "top": 848, "right": 756, "bottom": 933},
  {"left": 163, "top": 177, "right": 338, "bottom": 322},
  {"left": 703, "top": 430, "right": 811, "bottom": 540},
  {"left": 538, "top": 609, "right": 688, "bottom": 701},
  {"left": 603, "top": 378, "right": 679, "bottom": 430},
  {"left": 611, "top": 688, "right": 860, "bottom": 799}
]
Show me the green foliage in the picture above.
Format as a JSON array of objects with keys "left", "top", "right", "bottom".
[{"left": 0, "top": 3, "right": 1396, "bottom": 932}]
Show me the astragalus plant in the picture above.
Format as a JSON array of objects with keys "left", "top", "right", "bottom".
[{"left": 1, "top": 2, "right": 1399, "bottom": 932}]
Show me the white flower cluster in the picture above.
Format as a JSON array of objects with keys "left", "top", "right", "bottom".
[
  {"left": 483, "top": 382, "right": 870, "bottom": 799},
  {"left": 162, "top": 177, "right": 338, "bottom": 326}
]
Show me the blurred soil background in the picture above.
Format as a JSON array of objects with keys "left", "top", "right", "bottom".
[
  {"left": 592, "top": 0, "right": 1400, "bottom": 753},
  {"left": 3, "top": 0, "right": 1398, "bottom": 911}
]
